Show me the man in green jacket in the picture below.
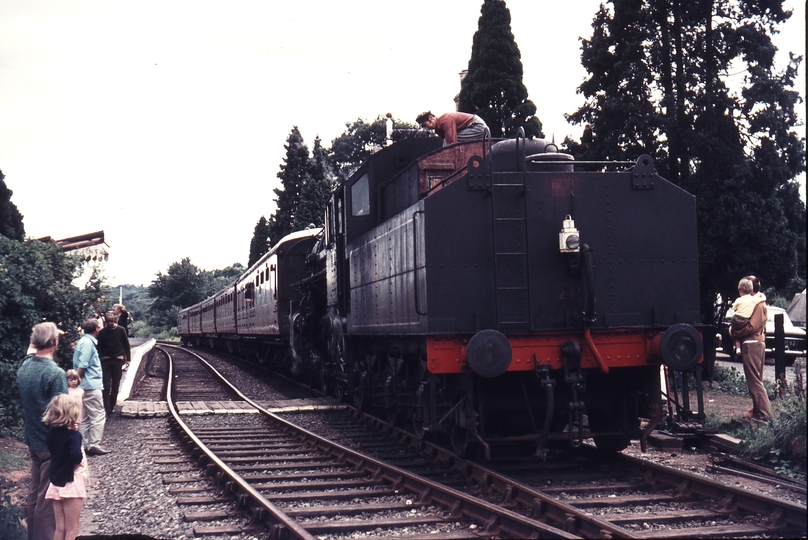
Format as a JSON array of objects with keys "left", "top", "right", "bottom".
[{"left": 17, "top": 322, "right": 68, "bottom": 540}]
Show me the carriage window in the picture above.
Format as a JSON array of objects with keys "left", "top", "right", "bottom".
[{"left": 351, "top": 173, "right": 370, "bottom": 216}]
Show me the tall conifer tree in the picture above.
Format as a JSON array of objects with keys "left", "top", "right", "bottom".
[
  {"left": 0, "top": 170, "right": 25, "bottom": 241},
  {"left": 458, "top": 0, "right": 543, "bottom": 138},
  {"left": 248, "top": 216, "right": 271, "bottom": 267},
  {"left": 267, "top": 127, "right": 310, "bottom": 244},
  {"left": 295, "top": 136, "right": 331, "bottom": 230}
]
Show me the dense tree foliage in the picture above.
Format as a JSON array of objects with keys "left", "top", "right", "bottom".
[
  {"left": 457, "top": 0, "right": 543, "bottom": 138},
  {"left": 248, "top": 216, "right": 271, "bottom": 267},
  {"left": 251, "top": 116, "right": 420, "bottom": 260},
  {"left": 0, "top": 236, "right": 102, "bottom": 435},
  {"left": 566, "top": 0, "right": 806, "bottom": 322},
  {"left": 147, "top": 258, "right": 208, "bottom": 328},
  {"left": 0, "top": 170, "right": 25, "bottom": 241},
  {"left": 207, "top": 263, "right": 245, "bottom": 294},
  {"left": 328, "top": 115, "right": 419, "bottom": 181},
  {"left": 146, "top": 259, "right": 244, "bottom": 332},
  {"left": 295, "top": 136, "right": 331, "bottom": 231}
]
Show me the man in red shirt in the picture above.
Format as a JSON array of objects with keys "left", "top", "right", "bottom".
[{"left": 416, "top": 111, "right": 489, "bottom": 145}]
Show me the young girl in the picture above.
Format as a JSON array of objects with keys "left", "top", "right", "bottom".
[
  {"left": 43, "top": 394, "right": 88, "bottom": 540},
  {"left": 66, "top": 369, "right": 84, "bottom": 423}
]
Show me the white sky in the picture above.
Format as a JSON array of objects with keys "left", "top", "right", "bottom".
[{"left": 1, "top": 0, "right": 805, "bottom": 287}]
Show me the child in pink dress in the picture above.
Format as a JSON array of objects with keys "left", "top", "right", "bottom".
[{"left": 43, "top": 394, "right": 88, "bottom": 540}]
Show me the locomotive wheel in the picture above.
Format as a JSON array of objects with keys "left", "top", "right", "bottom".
[
  {"left": 353, "top": 384, "right": 367, "bottom": 411},
  {"left": 384, "top": 375, "right": 399, "bottom": 426},
  {"left": 353, "top": 369, "right": 369, "bottom": 411},
  {"left": 412, "top": 362, "right": 432, "bottom": 439},
  {"left": 413, "top": 414, "right": 429, "bottom": 440},
  {"left": 319, "top": 364, "right": 332, "bottom": 396},
  {"left": 412, "top": 382, "right": 433, "bottom": 441},
  {"left": 330, "top": 337, "right": 347, "bottom": 402},
  {"left": 587, "top": 398, "right": 633, "bottom": 453},
  {"left": 449, "top": 426, "right": 479, "bottom": 459},
  {"left": 333, "top": 381, "right": 346, "bottom": 402},
  {"left": 592, "top": 432, "right": 632, "bottom": 453}
]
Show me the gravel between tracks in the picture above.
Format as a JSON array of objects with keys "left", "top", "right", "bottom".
[{"left": 1, "top": 349, "right": 799, "bottom": 539}]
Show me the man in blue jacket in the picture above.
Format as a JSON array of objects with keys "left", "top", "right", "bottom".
[{"left": 72, "top": 318, "right": 110, "bottom": 455}]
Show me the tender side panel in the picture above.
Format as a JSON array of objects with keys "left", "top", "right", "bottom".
[
  {"left": 422, "top": 176, "right": 497, "bottom": 334},
  {"left": 347, "top": 204, "right": 427, "bottom": 334}
]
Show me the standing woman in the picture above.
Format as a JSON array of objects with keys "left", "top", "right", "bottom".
[
  {"left": 113, "top": 304, "right": 129, "bottom": 336},
  {"left": 97, "top": 311, "right": 131, "bottom": 417}
]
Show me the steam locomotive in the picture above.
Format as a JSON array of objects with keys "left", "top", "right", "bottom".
[{"left": 179, "top": 131, "right": 704, "bottom": 457}]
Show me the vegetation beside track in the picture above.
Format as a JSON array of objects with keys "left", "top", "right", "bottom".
[{"left": 707, "top": 364, "right": 806, "bottom": 479}]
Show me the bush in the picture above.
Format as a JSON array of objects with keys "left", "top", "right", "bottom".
[
  {"left": 0, "top": 478, "right": 26, "bottom": 540},
  {"left": 738, "top": 391, "right": 807, "bottom": 479},
  {"left": 711, "top": 364, "right": 751, "bottom": 396},
  {"left": 0, "top": 237, "right": 101, "bottom": 434}
]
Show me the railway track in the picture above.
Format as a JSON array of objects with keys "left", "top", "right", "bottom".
[
  {"left": 157, "top": 344, "right": 807, "bottom": 538},
  {"left": 159, "top": 345, "right": 575, "bottom": 538}
]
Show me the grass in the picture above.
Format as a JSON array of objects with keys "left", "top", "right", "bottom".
[
  {"left": 0, "top": 450, "right": 26, "bottom": 475},
  {"left": 709, "top": 364, "right": 807, "bottom": 479},
  {"left": 0, "top": 445, "right": 27, "bottom": 540}
]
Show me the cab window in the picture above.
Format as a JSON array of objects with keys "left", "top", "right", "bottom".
[{"left": 351, "top": 174, "right": 370, "bottom": 216}]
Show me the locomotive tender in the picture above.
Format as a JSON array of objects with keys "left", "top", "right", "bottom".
[{"left": 179, "top": 131, "right": 704, "bottom": 457}]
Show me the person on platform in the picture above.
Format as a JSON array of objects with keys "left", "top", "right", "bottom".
[
  {"left": 17, "top": 322, "right": 68, "bottom": 540},
  {"left": 113, "top": 304, "right": 130, "bottom": 336},
  {"left": 42, "top": 394, "right": 88, "bottom": 540},
  {"left": 97, "top": 311, "right": 131, "bottom": 418},
  {"left": 416, "top": 111, "right": 489, "bottom": 145},
  {"left": 72, "top": 319, "right": 109, "bottom": 455}
]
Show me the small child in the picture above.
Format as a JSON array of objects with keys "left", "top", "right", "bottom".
[
  {"left": 66, "top": 369, "right": 84, "bottom": 424},
  {"left": 42, "top": 394, "right": 88, "bottom": 540},
  {"left": 730, "top": 278, "right": 764, "bottom": 355}
]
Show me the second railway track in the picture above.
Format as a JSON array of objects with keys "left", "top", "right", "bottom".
[{"left": 153, "top": 344, "right": 806, "bottom": 539}]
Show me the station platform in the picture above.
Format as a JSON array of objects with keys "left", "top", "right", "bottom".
[{"left": 120, "top": 397, "right": 347, "bottom": 417}]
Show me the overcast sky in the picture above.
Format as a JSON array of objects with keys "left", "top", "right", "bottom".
[{"left": 1, "top": 0, "right": 805, "bottom": 287}]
